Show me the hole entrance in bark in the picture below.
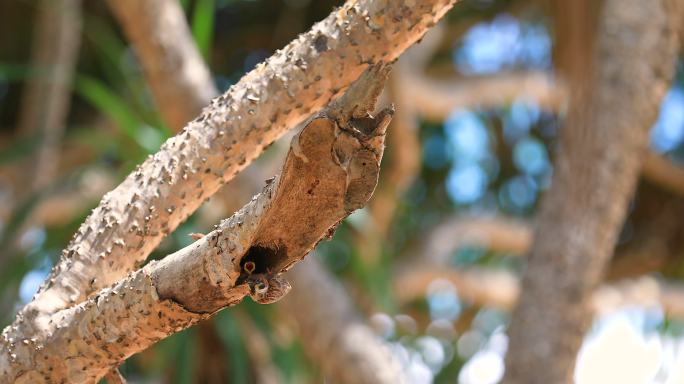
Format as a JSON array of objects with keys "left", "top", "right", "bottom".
[{"left": 239, "top": 242, "right": 287, "bottom": 276}]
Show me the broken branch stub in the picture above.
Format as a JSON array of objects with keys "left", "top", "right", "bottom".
[{"left": 0, "top": 65, "right": 393, "bottom": 383}]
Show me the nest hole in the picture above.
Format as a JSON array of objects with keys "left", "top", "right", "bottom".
[{"left": 238, "top": 242, "right": 287, "bottom": 277}]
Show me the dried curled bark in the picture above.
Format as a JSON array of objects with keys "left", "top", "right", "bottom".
[
  {"left": 0, "top": 65, "right": 393, "bottom": 383},
  {"left": 17, "top": 0, "right": 455, "bottom": 335}
]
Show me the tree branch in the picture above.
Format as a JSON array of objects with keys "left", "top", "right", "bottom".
[
  {"left": 353, "top": 26, "right": 443, "bottom": 263},
  {"left": 0, "top": 65, "right": 393, "bottom": 383},
  {"left": 11, "top": 2, "right": 430, "bottom": 380},
  {"left": 395, "top": 267, "right": 684, "bottom": 322},
  {"left": 402, "top": 68, "right": 684, "bottom": 201},
  {"left": 404, "top": 71, "right": 565, "bottom": 121},
  {"left": 400, "top": 213, "right": 684, "bottom": 306},
  {"left": 641, "top": 151, "right": 684, "bottom": 198},
  {"left": 106, "top": 0, "right": 217, "bottom": 132},
  {"left": 15, "top": 0, "right": 456, "bottom": 333},
  {"left": 415, "top": 215, "right": 532, "bottom": 266},
  {"left": 16, "top": 0, "right": 82, "bottom": 191}
]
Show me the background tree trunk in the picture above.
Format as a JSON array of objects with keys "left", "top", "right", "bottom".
[{"left": 504, "top": 0, "right": 680, "bottom": 382}]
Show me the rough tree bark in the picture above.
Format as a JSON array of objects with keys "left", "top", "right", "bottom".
[
  {"left": 105, "top": 1, "right": 408, "bottom": 380},
  {"left": 503, "top": 0, "right": 680, "bottom": 382},
  {"left": 11, "top": 0, "right": 456, "bottom": 345},
  {"left": 0, "top": 64, "right": 393, "bottom": 383},
  {"left": 106, "top": 0, "right": 217, "bottom": 132}
]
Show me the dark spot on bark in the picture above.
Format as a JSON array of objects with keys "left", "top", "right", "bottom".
[
  {"left": 307, "top": 179, "right": 320, "bottom": 195},
  {"left": 314, "top": 34, "right": 328, "bottom": 52}
]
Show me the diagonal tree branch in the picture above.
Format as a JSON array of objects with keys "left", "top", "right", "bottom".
[
  {"left": 15, "top": 0, "right": 456, "bottom": 333},
  {"left": 109, "top": 0, "right": 409, "bottom": 379},
  {"left": 0, "top": 64, "right": 393, "bottom": 383}
]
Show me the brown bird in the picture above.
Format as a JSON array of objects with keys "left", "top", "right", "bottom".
[{"left": 246, "top": 273, "right": 292, "bottom": 304}]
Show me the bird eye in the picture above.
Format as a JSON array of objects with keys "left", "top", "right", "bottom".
[
  {"left": 244, "top": 261, "right": 256, "bottom": 274},
  {"left": 255, "top": 282, "right": 268, "bottom": 294}
]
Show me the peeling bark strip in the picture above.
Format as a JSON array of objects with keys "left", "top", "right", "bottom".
[
  {"left": 0, "top": 65, "right": 393, "bottom": 383},
  {"left": 18, "top": 0, "right": 455, "bottom": 329},
  {"left": 504, "top": 0, "right": 680, "bottom": 383}
]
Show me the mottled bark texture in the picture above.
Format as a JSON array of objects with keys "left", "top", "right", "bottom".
[
  {"left": 102, "top": 369, "right": 126, "bottom": 384},
  {"left": 106, "top": 0, "right": 217, "bottom": 132},
  {"left": 14, "top": 0, "right": 456, "bottom": 340},
  {"left": 106, "top": 0, "right": 271, "bottom": 224},
  {"left": 17, "top": 0, "right": 81, "bottom": 191},
  {"left": 0, "top": 65, "right": 393, "bottom": 383},
  {"left": 504, "top": 0, "right": 680, "bottom": 383},
  {"left": 70, "top": 1, "right": 411, "bottom": 380},
  {"left": 282, "top": 258, "right": 406, "bottom": 384}
]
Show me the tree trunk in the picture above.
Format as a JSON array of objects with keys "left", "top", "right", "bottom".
[{"left": 504, "top": 0, "right": 680, "bottom": 382}]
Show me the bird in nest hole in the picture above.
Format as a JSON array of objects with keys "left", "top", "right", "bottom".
[
  {"left": 190, "top": 233, "right": 291, "bottom": 304},
  {"left": 244, "top": 260, "right": 292, "bottom": 304}
]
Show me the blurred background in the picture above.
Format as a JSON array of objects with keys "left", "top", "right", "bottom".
[{"left": 2, "top": 0, "right": 684, "bottom": 383}]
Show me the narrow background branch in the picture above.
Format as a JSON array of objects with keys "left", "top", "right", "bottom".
[{"left": 106, "top": 0, "right": 217, "bottom": 133}]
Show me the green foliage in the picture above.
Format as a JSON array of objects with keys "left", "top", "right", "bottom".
[
  {"left": 214, "top": 311, "right": 251, "bottom": 383},
  {"left": 191, "top": 0, "right": 216, "bottom": 61}
]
